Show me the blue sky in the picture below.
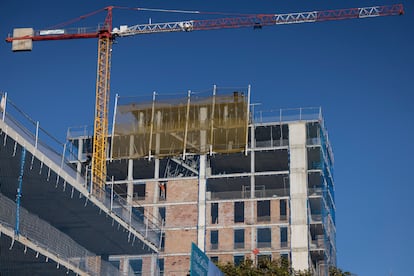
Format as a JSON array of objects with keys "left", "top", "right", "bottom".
[{"left": 1, "top": 1, "right": 413, "bottom": 275}]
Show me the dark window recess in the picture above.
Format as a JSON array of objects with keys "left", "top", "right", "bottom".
[
  {"left": 210, "top": 256, "right": 219, "bottom": 264},
  {"left": 109, "top": 260, "right": 120, "bottom": 270},
  {"left": 132, "top": 206, "right": 145, "bottom": 222},
  {"left": 257, "top": 200, "right": 270, "bottom": 222},
  {"left": 129, "top": 259, "right": 143, "bottom": 275},
  {"left": 160, "top": 233, "right": 165, "bottom": 251},
  {"left": 257, "top": 228, "right": 271, "bottom": 248},
  {"left": 113, "top": 183, "right": 128, "bottom": 198},
  {"left": 234, "top": 229, "right": 245, "bottom": 249},
  {"left": 280, "top": 253, "right": 289, "bottom": 262},
  {"left": 234, "top": 202, "right": 244, "bottom": 223},
  {"left": 159, "top": 207, "right": 166, "bottom": 224},
  {"left": 280, "top": 199, "right": 287, "bottom": 221},
  {"left": 134, "top": 183, "right": 146, "bottom": 200},
  {"left": 211, "top": 230, "right": 219, "bottom": 250},
  {"left": 258, "top": 254, "right": 272, "bottom": 268},
  {"left": 234, "top": 255, "right": 244, "bottom": 266},
  {"left": 280, "top": 227, "right": 288, "bottom": 248},
  {"left": 158, "top": 258, "right": 164, "bottom": 276},
  {"left": 159, "top": 181, "right": 167, "bottom": 200},
  {"left": 211, "top": 203, "right": 218, "bottom": 224}
]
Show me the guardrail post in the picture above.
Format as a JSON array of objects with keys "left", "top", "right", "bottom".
[
  {"left": 110, "top": 176, "right": 114, "bottom": 211},
  {"left": 35, "top": 121, "right": 39, "bottom": 148},
  {"left": 1, "top": 93, "right": 7, "bottom": 121}
]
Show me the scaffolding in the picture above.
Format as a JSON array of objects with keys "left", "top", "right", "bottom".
[{"left": 111, "top": 87, "right": 250, "bottom": 160}]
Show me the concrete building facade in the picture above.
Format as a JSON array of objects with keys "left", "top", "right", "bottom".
[{"left": 67, "top": 105, "right": 336, "bottom": 275}]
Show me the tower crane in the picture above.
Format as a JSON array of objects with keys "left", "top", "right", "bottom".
[{"left": 5, "top": 4, "right": 404, "bottom": 193}]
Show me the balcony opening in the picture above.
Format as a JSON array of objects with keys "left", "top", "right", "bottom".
[
  {"left": 255, "top": 174, "right": 290, "bottom": 198},
  {"left": 134, "top": 183, "right": 146, "bottom": 200},
  {"left": 207, "top": 176, "right": 249, "bottom": 200}
]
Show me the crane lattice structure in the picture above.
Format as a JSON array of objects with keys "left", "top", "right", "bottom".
[{"left": 5, "top": 4, "right": 404, "bottom": 193}]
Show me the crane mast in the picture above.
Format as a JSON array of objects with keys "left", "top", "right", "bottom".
[
  {"left": 92, "top": 7, "right": 113, "bottom": 192},
  {"left": 5, "top": 4, "right": 404, "bottom": 194}
]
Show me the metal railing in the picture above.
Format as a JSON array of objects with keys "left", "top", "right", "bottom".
[
  {"left": 209, "top": 188, "right": 290, "bottom": 200},
  {"left": 253, "top": 107, "right": 322, "bottom": 124},
  {"left": 0, "top": 93, "right": 162, "bottom": 248},
  {"left": 0, "top": 193, "right": 120, "bottom": 276}
]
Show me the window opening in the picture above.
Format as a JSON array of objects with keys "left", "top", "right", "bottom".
[
  {"left": 211, "top": 230, "right": 218, "bottom": 250},
  {"left": 211, "top": 203, "right": 218, "bottom": 224},
  {"left": 234, "top": 229, "right": 245, "bottom": 249},
  {"left": 257, "top": 200, "right": 270, "bottom": 222},
  {"left": 234, "top": 201, "right": 244, "bottom": 223}
]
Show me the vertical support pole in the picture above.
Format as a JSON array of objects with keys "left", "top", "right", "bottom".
[
  {"left": 148, "top": 91, "right": 156, "bottom": 159},
  {"left": 245, "top": 85, "right": 251, "bottom": 155},
  {"left": 15, "top": 147, "right": 27, "bottom": 236},
  {"left": 153, "top": 111, "right": 162, "bottom": 220},
  {"left": 35, "top": 121, "right": 39, "bottom": 149},
  {"left": 183, "top": 90, "right": 191, "bottom": 160},
  {"left": 60, "top": 143, "right": 67, "bottom": 169},
  {"left": 127, "top": 135, "right": 134, "bottom": 223},
  {"left": 110, "top": 176, "right": 114, "bottom": 211},
  {"left": 209, "top": 85, "right": 216, "bottom": 155},
  {"left": 197, "top": 154, "right": 207, "bottom": 251},
  {"left": 76, "top": 137, "right": 84, "bottom": 183},
  {"left": 249, "top": 123, "right": 256, "bottom": 261},
  {"left": 110, "top": 93, "right": 119, "bottom": 161},
  {"left": 1, "top": 92, "right": 7, "bottom": 122},
  {"left": 127, "top": 135, "right": 134, "bottom": 204},
  {"left": 200, "top": 107, "right": 208, "bottom": 153}
]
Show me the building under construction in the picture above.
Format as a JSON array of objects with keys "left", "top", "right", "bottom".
[
  {"left": 2, "top": 3, "right": 406, "bottom": 275},
  {"left": 65, "top": 86, "right": 334, "bottom": 275},
  {"left": 0, "top": 86, "right": 335, "bottom": 275}
]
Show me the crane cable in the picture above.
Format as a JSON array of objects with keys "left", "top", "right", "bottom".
[{"left": 46, "top": 6, "right": 258, "bottom": 30}]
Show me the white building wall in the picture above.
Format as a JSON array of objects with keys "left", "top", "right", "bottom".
[{"left": 288, "top": 122, "right": 309, "bottom": 271}]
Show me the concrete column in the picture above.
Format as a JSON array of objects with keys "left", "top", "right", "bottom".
[
  {"left": 153, "top": 111, "right": 162, "bottom": 220},
  {"left": 198, "top": 154, "right": 207, "bottom": 251},
  {"left": 198, "top": 107, "right": 208, "bottom": 250},
  {"left": 122, "top": 258, "right": 129, "bottom": 275},
  {"left": 155, "top": 111, "right": 161, "bottom": 156},
  {"left": 200, "top": 107, "right": 207, "bottom": 153},
  {"left": 151, "top": 254, "right": 157, "bottom": 276},
  {"left": 250, "top": 124, "right": 256, "bottom": 261},
  {"left": 127, "top": 135, "right": 134, "bottom": 205},
  {"left": 288, "top": 122, "right": 309, "bottom": 271}
]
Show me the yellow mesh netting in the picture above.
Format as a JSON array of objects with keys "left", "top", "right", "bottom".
[{"left": 112, "top": 88, "right": 248, "bottom": 159}]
